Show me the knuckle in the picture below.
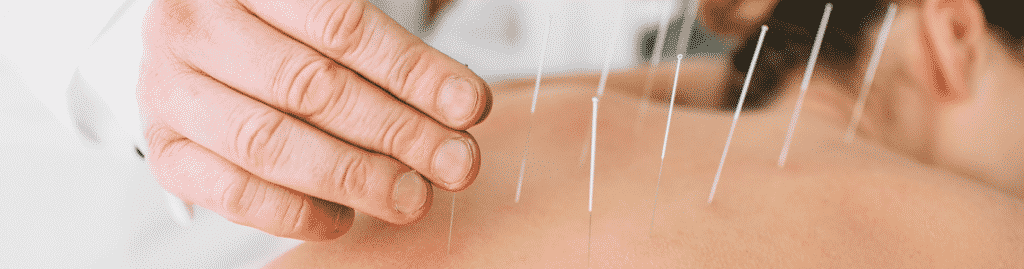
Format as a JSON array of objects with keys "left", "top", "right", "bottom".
[
  {"left": 280, "top": 197, "right": 312, "bottom": 237},
  {"left": 389, "top": 44, "right": 431, "bottom": 98},
  {"left": 272, "top": 55, "right": 339, "bottom": 119},
  {"left": 151, "top": 0, "right": 199, "bottom": 25},
  {"left": 217, "top": 169, "right": 311, "bottom": 238},
  {"left": 216, "top": 170, "right": 259, "bottom": 222},
  {"left": 227, "top": 107, "right": 291, "bottom": 171},
  {"left": 378, "top": 111, "right": 427, "bottom": 160},
  {"left": 146, "top": 0, "right": 227, "bottom": 65},
  {"left": 147, "top": 0, "right": 207, "bottom": 44},
  {"left": 306, "top": 0, "right": 435, "bottom": 102},
  {"left": 306, "top": 0, "right": 370, "bottom": 56},
  {"left": 143, "top": 123, "right": 168, "bottom": 158},
  {"left": 143, "top": 124, "right": 192, "bottom": 191},
  {"left": 330, "top": 153, "right": 372, "bottom": 202},
  {"left": 313, "top": 73, "right": 373, "bottom": 138},
  {"left": 143, "top": 123, "right": 185, "bottom": 162}
]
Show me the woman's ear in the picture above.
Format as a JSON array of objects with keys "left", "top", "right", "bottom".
[{"left": 918, "top": 0, "right": 986, "bottom": 103}]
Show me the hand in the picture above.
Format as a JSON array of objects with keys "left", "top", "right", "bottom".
[{"left": 138, "top": 0, "right": 491, "bottom": 240}]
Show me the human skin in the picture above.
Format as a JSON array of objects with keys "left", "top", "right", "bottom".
[
  {"left": 266, "top": 61, "right": 1024, "bottom": 267},
  {"left": 702, "top": 0, "right": 1024, "bottom": 201},
  {"left": 268, "top": 0, "right": 1024, "bottom": 266},
  {"left": 855, "top": 3, "right": 1024, "bottom": 200},
  {"left": 138, "top": 0, "right": 492, "bottom": 240}
]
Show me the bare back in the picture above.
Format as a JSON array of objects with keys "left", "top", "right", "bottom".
[{"left": 268, "top": 75, "right": 1024, "bottom": 268}]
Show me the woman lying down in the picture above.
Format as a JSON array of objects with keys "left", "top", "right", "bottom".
[{"left": 268, "top": 0, "right": 1023, "bottom": 267}]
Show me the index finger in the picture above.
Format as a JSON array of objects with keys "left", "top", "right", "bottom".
[{"left": 236, "top": 0, "right": 491, "bottom": 130}]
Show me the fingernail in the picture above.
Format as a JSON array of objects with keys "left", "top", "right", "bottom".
[
  {"left": 393, "top": 171, "right": 428, "bottom": 215},
  {"left": 439, "top": 77, "right": 478, "bottom": 125},
  {"left": 434, "top": 138, "right": 473, "bottom": 187}
]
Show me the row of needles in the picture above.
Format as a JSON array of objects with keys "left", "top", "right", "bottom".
[{"left": 443, "top": 2, "right": 900, "bottom": 267}]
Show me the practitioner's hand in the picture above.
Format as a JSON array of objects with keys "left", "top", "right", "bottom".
[{"left": 137, "top": 0, "right": 491, "bottom": 241}]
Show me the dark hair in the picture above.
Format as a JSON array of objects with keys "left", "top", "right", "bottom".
[
  {"left": 721, "top": 0, "right": 1024, "bottom": 112},
  {"left": 981, "top": 0, "right": 1024, "bottom": 57},
  {"left": 723, "top": 0, "right": 888, "bottom": 111}
]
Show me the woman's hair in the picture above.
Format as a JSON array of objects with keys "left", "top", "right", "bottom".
[
  {"left": 981, "top": 0, "right": 1024, "bottom": 59},
  {"left": 721, "top": 0, "right": 1024, "bottom": 112}
]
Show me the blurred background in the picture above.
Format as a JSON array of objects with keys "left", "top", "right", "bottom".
[{"left": 0, "top": 0, "right": 727, "bottom": 267}]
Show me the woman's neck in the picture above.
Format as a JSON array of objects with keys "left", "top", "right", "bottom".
[{"left": 773, "top": 70, "right": 878, "bottom": 140}]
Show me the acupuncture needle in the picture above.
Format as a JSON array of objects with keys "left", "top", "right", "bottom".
[
  {"left": 637, "top": 0, "right": 701, "bottom": 123},
  {"left": 844, "top": 3, "right": 898, "bottom": 143},
  {"left": 708, "top": 25, "right": 769, "bottom": 204},
  {"left": 588, "top": 96, "right": 600, "bottom": 268},
  {"left": 447, "top": 193, "right": 455, "bottom": 255},
  {"left": 635, "top": 0, "right": 675, "bottom": 118},
  {"left": 585, "top": 4, "right": 622, "bottom": 262},
  {"left": 596, "top": 1, "right": 627, "bottom": 99},
  {"left": 578, "top": 4, "right": 625, "bottom": 166},
  {"left": 777, "top": 3, "right": 833, "bottom": 168},
  {"left": 649, "top": 54, "right": 685, "bottom": 235},
  {"left": 515, "top": 14, "right": 553, "bottom": 203}
]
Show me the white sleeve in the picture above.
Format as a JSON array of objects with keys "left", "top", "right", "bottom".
[
  {"left": 77, "top": 0, "right": 155, "bottom": 155},
  {"left": 0, "top": 0, "right": 134, "bottom": 140}
]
